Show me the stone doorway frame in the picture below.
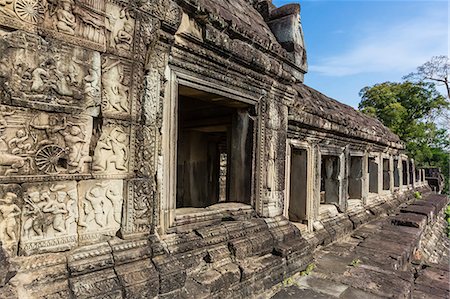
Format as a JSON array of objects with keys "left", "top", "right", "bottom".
[
  {"left": 284, "top": 140, "right": 314, "bottom": 232},
  {"left": 159, "top": 68, "right": 261, "bottom": 233},
  {"left": 317, "top": 145, "right": 347, "bottom": 213},
  {"left": 348, "top": 150, "right": 368, "bottom": 205}
]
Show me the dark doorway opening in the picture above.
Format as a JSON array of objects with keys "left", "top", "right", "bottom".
[
  {"left": 382, "top": 158, "right": 390, "bottom": 191},
  {"left": 348, "top": 156, "right": 363, "bottom": 199},
  {"left": 176, "top": 86, "right": 254, "bottom": 208},
  {"left": 402, "top": 160, "right": 408, "bottom": 185},
  {"left": 368, "top": 157, "right": 378, "bottom": 193},
  {"left": 320, "top": 155, "right": 340, "bottom": 204},
  {"left": 288, "top": 148, "right": 308, "bottom": 223}
]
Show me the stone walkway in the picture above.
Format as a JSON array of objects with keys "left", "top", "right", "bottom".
[{"left": 266, "top": 194, "right": 449, "bottom": 299}]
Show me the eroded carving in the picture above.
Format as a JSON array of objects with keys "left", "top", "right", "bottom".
[
  {"left": 0, "top": 32, "right": 101, "bottom": 115},
  {"left": 122, "top": 179, "right": 154, "bottom": 236},
  {"left": 101, "top": 56, "right": 131, "bottom": 115},
  {"left": 0, "top": 105, "right": 92, "bottom": 177},
  {"left": 106, "top": 2, "right": 135, "bottom": 55},
  {"left": 93, "top": 123, "right": 129, "bottom": 174},
  {"left": 0, "top": 185, "right": 21, "bottom": 255},
  {"left": 78, "top": 179, "right": 123, "bottom": 243},
  {"left": 54, "top": 0, "right": 76, "bottom": 35},
  {"left": 20, "top": 181, "right": 78, "bottom": 255},
  {"left": 142, "top": 69, "right": 161, "bottom": 126}
]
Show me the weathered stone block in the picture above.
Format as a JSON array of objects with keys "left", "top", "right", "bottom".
[
  {"left": 229, "top": 238, "right": 253, "bottom": 260},
  {"left": 68, "top": 242, "right": 114, "bottom": 276},
  {"left": 109, "top": 238, "right": 152, "bottom": 265},
  {"left": 401, "top": 205, "right": 436, "bottom": 222},
  {"left": 69, "top": 268, "right": 122, "bottom": 299},
  {"left": 115, "top": 259, "right": 159, "bottom": 299},
  {"left": 391, "top": 213, "right": 427, "bottom": 228},
  {"left": 152, "top": 254, "right": 186, "bottom": 294}
]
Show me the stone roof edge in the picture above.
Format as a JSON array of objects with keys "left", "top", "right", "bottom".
[{"left": 289, "top": 84, "right": 405, "bottom": 149}]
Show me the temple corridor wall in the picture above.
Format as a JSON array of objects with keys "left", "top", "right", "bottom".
[
  {"left": 0, "top": 0, "right": 184, "bottom": 257},
  {"left": 0, "top": 1, "right": 432, "bottom": 298}
]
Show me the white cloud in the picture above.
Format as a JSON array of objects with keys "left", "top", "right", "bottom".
[{"left": 309, "top": 8, "right": 448, "bottom": 77}]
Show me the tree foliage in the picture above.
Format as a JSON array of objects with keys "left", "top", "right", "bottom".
[
  {"left": 359, "top": 63, "right": 450, "bottom": 193},
  {"left": 359, "top": 81, "right": 448, "bottom": 147}
]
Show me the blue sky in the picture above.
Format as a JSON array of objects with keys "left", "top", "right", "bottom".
[{"left": 272, "top": 0, "right": 449, "bottom": 108}]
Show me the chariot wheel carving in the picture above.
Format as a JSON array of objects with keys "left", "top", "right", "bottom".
[
  {"left": 35, "top": 145, "right": 66, "bottom": 174},
  {"left": 14, "top": 0, "right": 45, "bottom": 24}
]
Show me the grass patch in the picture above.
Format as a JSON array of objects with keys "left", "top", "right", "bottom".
[
  {"left": 300, "top": 263, "right": 315, "bottom": 276},
  {"left": 414, "top": 191, "right": 422, "bottom": 199},
  {"left": 349, "top": 258, "right": 361, "bottom": 267}
]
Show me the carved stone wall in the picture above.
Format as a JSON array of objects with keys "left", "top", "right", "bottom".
[
  {"left": 0, "top": 0, "right": 430, "bottom": 298},
  {"left": 0, "top": 0, "right": 173, "bottom": 255}
]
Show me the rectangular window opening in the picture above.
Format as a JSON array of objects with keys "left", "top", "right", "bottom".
[
  {"left": 394, "top": 158, "right": 400, "bottom": 188},
  {"left": 176, "top": 85, "right": 254, "bottom": 210},
  {"left": 382, "top": 158, "right": 390, "bottom": 191},
  {"left": 348, "top": 156, "right": 363, "bottom": 200},
  {"left": 288, "top": 148, "right": 308, "bottom": 224},
  {"left": 402, "top": 160, "right": 408, "bottom": 186},
  {"left": 320, "top": 155, "right": 340, "bottom": 205},
  {"left": 368, "top": 157, "right": 379, "bottom": 193}
]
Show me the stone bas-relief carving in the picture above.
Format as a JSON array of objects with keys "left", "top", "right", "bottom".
[
  {"left": 122, "top": 179, "right": 154, "bottom": 237},
  {"left": 102, "top": 56, "right": 132, "bottom": 116},
  {"left": 93, "top": 123, "right": 130, "bottom": 174},
  {"left": 0, "top": 184, "right": 21, "bottom": 255},
  {"left": 78, "top": 180, "right": 123, "bottom": 243},
  {"left": 0, "top": 0, "right": 106, "bottom": 49},
  {"left": 0, "top": 0, "right": 436, "bottom": 298},
  {"left": 0, "top": 105, "right": 92, "bottom": 177},
  {"left": 20, "top": 181, "right": 78, "bottom": 255},
  {"left": 0, "top": 31, "right": 101, "bottom": 115},
  {"left": 106, "top": 2, "right": 135, "bottom": 55}
]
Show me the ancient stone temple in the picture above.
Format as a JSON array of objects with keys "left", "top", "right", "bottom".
[{"left": 0, "top": 0, "right": 441, "bottom": 298}]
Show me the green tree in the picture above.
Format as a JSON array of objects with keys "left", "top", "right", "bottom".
[{"left": 359, "top": 80, "right": 449, "bottom": 193}]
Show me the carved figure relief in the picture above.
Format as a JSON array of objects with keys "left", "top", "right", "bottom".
[
  {"left": 0, "top": 191, "right": 20, "bottom": 255},
  {"left": 92, "top": 124, "right": 129, "bottom": 173},
  {"left": 0, "top": 32, "right": 101, "bottom": 114},
  {"left": 20, "top": 181, "right": 78, "bottom": 255},
  {"left": 0, "top": 105, "right": 92, "bottom": 177},
  {"left": 0, "top": 0, "right": 105, "bottom": 49},
  {"left": 54, "top": 0, "right": 76, "bottom": 35},
  {"left": 78, "top": 180, "right": 123, "bottom": 243},
  {"left": 106, "top": 3, "right": 135, "bottom": 54},
  {"left": 0, "top": 109, "right": 34, "bottom": 175},
  {"left": 101, "top": 56, "right": 131, "bottom": 115}
]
